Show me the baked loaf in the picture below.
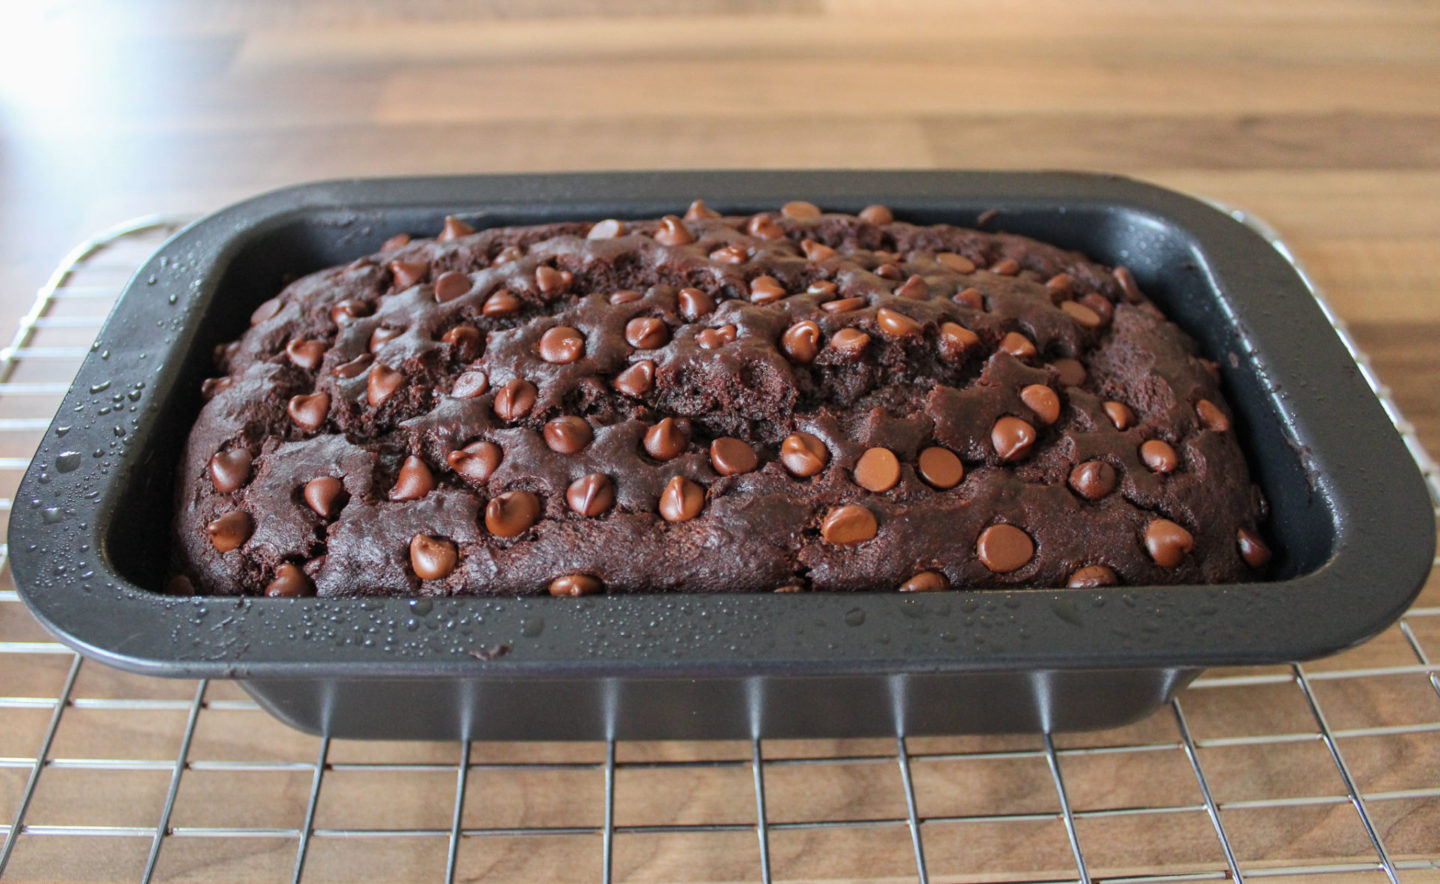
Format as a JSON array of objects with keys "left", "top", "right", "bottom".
[{"left": 174, "top": 201, "right": 1271, "bottom": 598}]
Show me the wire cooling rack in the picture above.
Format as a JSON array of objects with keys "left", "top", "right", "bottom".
[{"left": 0, "top": 217, "right": 1437, "bottom": 884}]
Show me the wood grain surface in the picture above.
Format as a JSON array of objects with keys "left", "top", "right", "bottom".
[{"left": 0, "top": 1, "right": 1438, "bottom": 882}]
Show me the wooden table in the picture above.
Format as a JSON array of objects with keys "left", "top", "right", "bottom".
[{"left": 0, "top": 2, "right": 1437, "bottom": 882}]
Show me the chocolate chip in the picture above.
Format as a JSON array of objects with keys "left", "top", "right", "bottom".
[
  {"left": 370, "top": 326, "right": 405, "bottom": 353},
  {"left": 1196, "top": 399, "right": 1231, "bottom": 432},
  {"left": 549, "top": 574, "right": 602, "bottom": 596},
  {"left": 686, "top": 199, "right": 721, "bottom": 220},
  {"left": 452, "top": 369, "right": 489, "bottom": 399},
  {"left": 1051, "top": 358, "right": 1086, "bottom": 387},
  {"left": 440, "top": 325, "right": 482, "bottom": 360},
  {"left": 535, "top": 266, "right": 573, "bottom": 296},
  {"left": 1237, "top": 527, "right": 1271, "bottom": 568},
  {"left": 696, "top": 325, "right": 737, "bottom": 349},
  {"left": 333, "top": 354, "right": 372, "bottom": 378},
  {"left": 1113, "top": 265, "right": 1142, "bottom": 300},
  {"left": 381, "top": 232, "right": 411, "bottom": 251},
  {"left": 1020, "top": 384, "right": 1060, "bottom": 425},
  {"left": 780, "top": 432, "right": 829, "bottom": 477},
  {"left": 614, "top": 360, "right": 655, "bottom": 397},
  {"left": 710, "top": 244, "right": 749, "bottom": 264},
  {"left": 829, "top": 328, "right": 870, "bottom": 358},
  {"left": 304, "top": 477, "right": 346, "bottom": 518},
  {"left": 900, "top": 571, "right": 947, "bottom": 592},
  {"left": 266, "top": 563, "right": 314, "bottom": 598},
  {"left": 433, "top": 270, "right": 471, "bottom": 303},
  {"left": 539, "top": 326, "right": 586, "bottom": 364},
  {"left": 389, "top": 455, "right": 435, "bottom": 501},
  {"left": 952, "top": 287, "right": 984, "bottom": 310},
  {"left": 492, "top": 245, "right": 523, "bottom": 266},
  {"left": 781, "top": 321, "right": 821, "bottom": 363},
  {"left": 286, "top": 339, "right": 326, "bottom": 370},
  {"left": 858, "top": 205, "right": 893, "bottom": 225},
  {"left": 821, "top": 504, "right": 878, "bottom": 544},
  {"left": 493, "top": 379, "right": 537, "bottom": 420},
  {"left": 330, "top": 298, "right": 373, "bottom": 325},
  {"left": 782, "top": 201, "right": 822, "bottom": 219},
  {"left": 209, "top": 449, "right": 252, "bottom": 493},
  {"left": 658, "top": 476, "right": 705, "bottom": 522},
  {"left": 678, "top": 287, "right": 715, "bottom": 319},
  {"left": 1103, "top": 401, "right": 1136, "bottom": 430},
  {"left": 1145, "top": 519, "right": 1193, "bottom": 568},
  {"left": 567, "top": 473, "right": 615, "bottom": 516},
  {"left": 1060, "top": 300, "right": 1103, "bottom": 329},
  {"left": 483, "top": 290, "right": 521, "bottom": 317},
  {"left": 990, "top": 257, "right": 1021, "bottom": 276},
  {"left": 808, "top": 280, "right": 839, "bottom": 297},
  {"left": 485, "top": 490, "right": 541, "bottom": 537},
  {"left": 588, "top": 219, "right": 624, "bottom": 239},
  {"left": 876, "top": 307, "right": 922, "bottom": 339},
  {"left": 802, "top": 240, "right": 837, "bottom": 261},
  {"left": 711, "top": 437, "right": 758, "bottom": 476},
  {"left": 368, "top": 364, "right": 404, "bottom": 407},
  {"left": 1140, "top": 439, "right": 1180, "bottom": 473},
  {"left": 287, "top": 392, "right": 330, "bottom": 432},
  {"left": 1067, "top": 564, "right": 1118, "bottom": 588},
  {"left": 448, "top": 440, "right": 503, "bottom": 482},
  {"left": 821, "top": 297, "right": 866, "bottom": 314},
  {"left": 918, "top": 446, "right": 964, "bottom": 489},
  {"left": 626, "top": 317, "right": 669, "bottom": 349},
  {"left": 1045, "top": 273, "right": 1073, "bottom": 297},
  {"left": 250, "top": 298, "right": 282, "bottom": 326},
  {"left": 874, "top": 262, "right": 905, "bottom": 281},
  {"left": 389, "top": 259, "right": 427, "bottom": 289},
  {"left": 999, "top": 331, "right": 1037, "bottom": 359},
  {"left": 654, "top": 215, "right": 695, "bottom": 246},
  {"left": 206, "top": 511, "right": 251, "bottom": 552},
  {"left": 1068, "top": 461, "right": 1116, "bottom": 500},
  {"left": 1079, "top": 293, "right": 1114, "bottom": 326},
  {"left": 747, "top": 215, "right": 786, "bottom": 240},
  {"left": 937, "top": 252, "right": 976, "bottom": 274},
  {"left": 895, "top": 275, "right": 929, "bottom": 300},
  {"left": 544, "top": 416, "right": 593, "bottom": 454},
  {"left": 411, "top": 534, "right": 458, "bottom": 580},
  {"left": 749, "top": 275, "right": 786, "bottom": 305},
  {"left": 976, "top": 523, "right": 1033, "bottom": 572},
  {"left": 991, "top": 416, "right": 1036, "bottom": 462},
  {"left": 644, "top": 417, "right": 690, "bottom": 460},
  {"left": 938, "top": 322, "right": 980, "bottom": 362},
  {"left": 201, "top": 377, "right": 233, "bottom": 398},
  {"left": 853, "top": 447, "right": 901, "bottom": 492},
  {"left": 609, "top": 289, "right": 643, "bottom": 305},
  {"left": 439, "top": 215, "right": 475, "bottom": 240}
]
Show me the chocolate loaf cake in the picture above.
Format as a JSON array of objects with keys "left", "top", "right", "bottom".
[{"left": 174, "top": 200, "right": 1271, "bottom": 598}]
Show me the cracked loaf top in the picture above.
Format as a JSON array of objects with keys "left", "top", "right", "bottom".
[{"left": 173, "top": 199, "right": 1272, "bottom": 598}]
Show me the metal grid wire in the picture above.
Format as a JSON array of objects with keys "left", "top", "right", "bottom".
[{"left": 0, "top": 217, "right": 1437, "bottom": 883}]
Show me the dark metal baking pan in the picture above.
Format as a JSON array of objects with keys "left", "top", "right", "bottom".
[{"left": 9, "top": 171, "right": 1434, "bottom": 739}]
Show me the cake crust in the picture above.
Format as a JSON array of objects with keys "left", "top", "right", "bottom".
[{"left": 174, "top": 203, "right": 1269, "bottom": 597}]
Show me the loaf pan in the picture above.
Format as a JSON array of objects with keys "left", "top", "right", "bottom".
[{"left": 9, "top": 171, "right": 1434, "bottom": 739}]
